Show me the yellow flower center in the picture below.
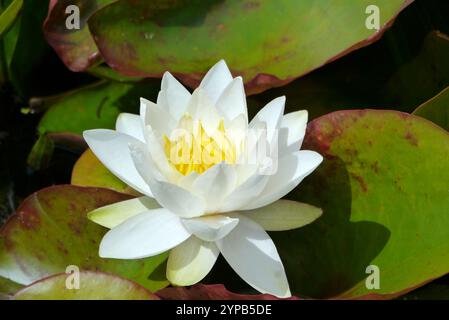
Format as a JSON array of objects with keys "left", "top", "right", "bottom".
[{"left": 164, "top": 114, "right": 237, "bottom": 176}]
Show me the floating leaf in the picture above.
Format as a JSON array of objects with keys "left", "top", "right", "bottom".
[
  {"left": 0, "top": 185, "right": 168, "bottom": 292},
  {"left": 13, "top": 271, "right": 159, "bottom": 300},
  {"left": 38, "top": 81, "right": 131, "bottom": 136},
  {"left": 264, "top": 110, "right": 449, "bottom": 299},
  {"left": 37, "top": 80, "right": 160, "bottom": 136},
  {"left": 43, "top": 0, "right": 117, "bottom": 72},
  {"left": 88, "top": 0, "right": 412, "bottom": 94},
  {"left": 413, "top": 86, "right": 449, "bottom": 130},
  {"left": 71, "top": 149, "right": 134, "bottom": 194}
]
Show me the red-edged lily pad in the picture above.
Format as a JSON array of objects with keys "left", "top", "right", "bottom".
[
  {"left": 71, "top": 149, "right": 135, "bottom": 194},
  {"left": 81, "top": 0, "right": 413, "bottom": 94},
  {"left": 0, "top": 185, "right": 168, "bottom": 292},
  {"left": 268, "top": 110, "right": 449, "bottom": 299},
  {"left": 13, "top": 271, "right": 159, "bottom": 300}
]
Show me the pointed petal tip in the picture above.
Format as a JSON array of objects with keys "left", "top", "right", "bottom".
[
  {"left": 216, "top": 59, "right": 228, "bottom": 67},
  {"left": 161, "top": 71, "right": 176, "bottom": 88}
]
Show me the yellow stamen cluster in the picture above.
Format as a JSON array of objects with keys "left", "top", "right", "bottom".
[{"left": 164, "top": 114, "right": 237, "bottom": 176}]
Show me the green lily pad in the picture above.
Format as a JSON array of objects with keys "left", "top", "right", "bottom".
[
  {"left": 88, "top": 0, "right": 412, "bottom": 94},
  {"left": 28, "top": 80, "right": 160, "bottom": 169},
  {"left": 413, "top": 86, "right": 449, "bottom": 130},
  {"left": 269, "top": 110, "right": 449, "bottom": 299},
  {"left": 0, "top": 185, "right": 168, "bottom": 292},
  {"left": 38, "top": 81, "right": 133, "bottom": 136},
  {"left": 37, "top": 80, "right": 161, "bottom": 136},
  {"left": 13, "top": 271, "right": 159, "bottom": 300},
  {"left": 43, "top": 0, "right": 117, "bottom": 72},
  {"left": 71, "top": 149, "right": 136, "bottom": 195}
]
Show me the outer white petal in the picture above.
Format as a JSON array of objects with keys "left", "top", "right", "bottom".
[
  {"left": 249, "top": 96, "right": 285, "bottom": 144},
  {"left": 130, "top": 144, "right": 206, "bottom": 218},
  {"left": 216, "top": 77, "right": 248, "bottom": 124},
  {"left": 167, "top": 237, "right": 219, "bottom": 286},
  {"left": 158, "top": 71, "right": 191, "bottom": 120},
  {"left": 181, "top": 215, "right": 239, "bottom": 242},
  {"left": 199, "top": 60, "right": 233, "bottom": 103},
  {"left": 240, "top": 200, "right": 322, "bottom": 231},
  {"left": 88, "top": 196, "right": 160, "bottom": 229},
  {"left": 99, "top": 208, "right": 191, "bottom": 259},
  {"left": 216, "top": 215, "right": 291, "bottom": 298},
  {"left": 83, "top": 129, "right": 153, "bottom": 197},
  {"left": 243, "top": 151, "right": 323, "bottom": 210},
  {"left": 191, "top": 163, "right": 237, "bottom": 212},
  {"left": 116, "top": 113, "right": 145, "bottom": 142},
  {"left": 278, "top": 110, "right": 308, "bottom": 153}
]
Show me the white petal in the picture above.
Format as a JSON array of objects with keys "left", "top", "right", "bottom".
[
  {"left": 216, "top": 77, "right": 248, "bottom": 124},
  {"left": 159, "top": 71, "right": 191, "bottom": 120},
  {"left": 143, "top": 126, "right": 182, "bottom": 182},
  {"left": 140, "top": 98, "right": 176, "bottom": 138},
  {"left": 99, "top": 208, "right": 191, "bottom": 259},
  {"left": 88, "top": 196, "right": 160, "bottom": 229},
  {"left": 191, "top": 163, "right": 237, "bottom": 212},
  {"left": 181, "top": 215, "right": 239, "bottom": 242},
  {"left": 241, "top": 200, "right": 322, "bottom": 231},
  {"left": 219, "top": 173, "right": 269, "bottom": 212},
  {"left": 227, "top": 113, "right": 248, "bottom": 139},
  {"left": 130, "top": 144, "right": 206, "bottom": 218},
  {"left": 167, "top": 237, "right": 219, "bottom": 286},
  {"left": 216, "top": 215, "right": 291, "bottom": 298},
  {"left": 243, "top": 151, "right": 323, "bottom": 210},
  {"left": 177, "top": 171, "right": 200, "bottom": 190},
  {"left": 116, "top": 113, "right": 145, "bottom": 142},
  {"left": 249, "top": 96, "right": 285, "bottom": 144},
  {"left": 148, "top": 180, "right": 206, "bottom": 218},
  {"left": 279, "top": 110, "right": 308, "bottom": 153},
  {"left": 83, "top": 129, "right": 153, "bottom": 197},
  {"left": 199, "top": 60, "right": 233, "bottom": 103},
  {"left": 185, "top": 88, "right": 220, "bottom": 134}
]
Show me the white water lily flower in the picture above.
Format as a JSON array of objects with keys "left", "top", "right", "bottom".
[{"left": 84, "top": 60, "right": 323, "bottom": 298}]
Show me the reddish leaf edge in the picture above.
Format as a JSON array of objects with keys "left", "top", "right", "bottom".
[
  {"left": 11, "top": 270, "right": 159, "bottom": 300},
  {"left": 88, "top": 0, "right": 414, "bottom": 95}
]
